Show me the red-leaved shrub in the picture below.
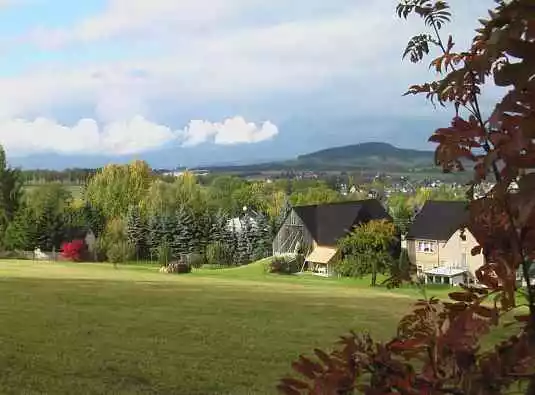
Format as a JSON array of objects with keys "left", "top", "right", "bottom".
[{"left": 61, "top": 239, "right": 85, "bottom": 262}]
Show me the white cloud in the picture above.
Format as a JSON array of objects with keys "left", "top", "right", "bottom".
[
  {"left": 0, "top": 0, "right": 496, "bottom": 145},
  {"left": 0, "top": 116, "right": 278, "bottom": 156},
  {"left": 180, "top": 117, "right": 278, "bottom": 146}
]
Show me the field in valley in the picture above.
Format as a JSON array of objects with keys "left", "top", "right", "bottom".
[{"left": 0, "top": 260, "right": 514, "bottom": 394}]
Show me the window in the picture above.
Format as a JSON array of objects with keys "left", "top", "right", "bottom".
[{"left": 417, "top": 241, "right": 435, "bottom": 253}]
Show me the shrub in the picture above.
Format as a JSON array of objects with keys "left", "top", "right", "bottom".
[
  {"left": 160, "top": 261, "right": 192, "bottom": 274},
  {"left": 107, "top": 241, "right": 135, "bottom": 264},
  {"left": 268, "top": 255, "right": 299, "bottom": 275},
  {"left": 156, "top": 242, "right": 172, "bottom": 266},
  {"left": 206, "top": 241, "right": 232, "bottom": 267},
  {"left": 60, "top": 239, "right": 85, "bottom": 262},
  {"left": 94, "top": 237, "right": 108, "bottom": 262},
  {"left": 186, "top": 252, "right": 205, "bottom": 269}
]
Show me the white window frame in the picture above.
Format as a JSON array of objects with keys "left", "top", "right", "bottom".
[{"left": 417, "top": 240, "right": 435, "bottom": 253}]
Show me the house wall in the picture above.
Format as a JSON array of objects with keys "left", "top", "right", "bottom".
[
  {"left": 272, "top": 210, "right": 314, "bottom": 256},
  {"left": 408, "top": 229, "right": 484, "bottom": 278},
  {"left": 441, "top": 229, "right": 484, "bottom": 277},
  {"left": 407, "top": 239, "right": 440, "bottom": 273}
]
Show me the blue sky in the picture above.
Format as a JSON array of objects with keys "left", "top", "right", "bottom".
[{"left": 0, "top": 0, "right": 496, "bottom": 168}]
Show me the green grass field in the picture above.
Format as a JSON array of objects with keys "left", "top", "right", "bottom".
[{"left": 0, "top": 260, "right": 509, "bottom": 394}]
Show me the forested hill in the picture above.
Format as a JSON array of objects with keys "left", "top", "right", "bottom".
[
  {"left": 296, "top": 142, "right": 433, "bottom": 167},
  {"left": 200, "top": 142, "right": 435, "bottom": 172}
]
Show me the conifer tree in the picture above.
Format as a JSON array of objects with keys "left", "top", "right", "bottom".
[
  {"left": 35, "top": 204, "right": 64, "bottom": 251},
  {"left": 225, "top": 222, "right": 239, "bottom": 265},
  {"left": 147, "top": 214, "right": 163, "bottom": 259},
  {"left": 253, "top": 214, "right": 272, "bottom": 260},
  {"left": 172, "top": 207, "right": 194, "bottom": 258},
  {"left": 3, "top": 206, "right": 36, "bottom": 251},
  {"left": 126, "top": 205, "right": 146, "bottom": 260},
  {"left": 210, "top": 209, "right": 228, "bottom": 244}
]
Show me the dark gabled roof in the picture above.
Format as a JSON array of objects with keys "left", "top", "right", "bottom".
[
  {"left": 293, "top": 199, "right": 391, "bottom": 246},
  {"left": 406, "top": 200, "right": 469, "bottom": 241}
]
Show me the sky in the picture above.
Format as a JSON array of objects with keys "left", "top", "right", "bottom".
[{"left": 0, "top": 0, "right": 496, "bottom": 169}]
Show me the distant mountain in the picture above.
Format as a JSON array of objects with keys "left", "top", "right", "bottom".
[
  {"left": 201, "top": 142, "right": 435, "bottom": 173},
  {"left": 296, "top": 142, "right": 434, "bottom": 168}
]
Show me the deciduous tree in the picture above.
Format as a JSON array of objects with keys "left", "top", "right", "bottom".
[{"left": 337, "top": 220, "right": 399, "bottom": 286}]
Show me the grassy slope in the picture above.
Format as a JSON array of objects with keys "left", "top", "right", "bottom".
[
  {"left": 0, "top": 261, "right": 518, "bottom": 394},
  {"left": 0, "top": 260, "right": 420, "bottom": 395}
]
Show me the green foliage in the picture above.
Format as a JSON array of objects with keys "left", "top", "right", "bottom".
[
  {"left": 146, "top": 214, "right": 163, "bottom": 258},
  {"left": 81, "top": 203, "right": 106, "bottom": 238},
  {"left": 107, "top": 241, "right": 135, "bottom": 264},
  {"left": 206, "top": 176, "right": 247, "bottom": 215},
  {"left": 126, "top": 205, "right": 146, "bottom": 259},
  {"left": 156, "top": 242, "right": 172, "bottom": 266},
  {"left": 210, "top": 209, "right": 229, "bottom": 244},
  {"left": 267, "top": 256, "right": 299, "bottom": 275},
  {"left": 289, "top": 184, "right": 342, "bottom": 207},
  {"left": 0, "top": 146, "right": 23, "bottom": 240},
  {"left": 253, "top": 214, "right": 273, "bottom": 261},
  {"left": 186, "top": 252, "right": 205, "bottom": 269},
  {"left": 206, "top": 241, "right": 233, "bottom": 267},
  {"left": 143, "top": 172, "right": 207, "bottom": 216},
  {"left": 172, "top": 207, "right": 194, "bottom": 257},
  {"left": 337, "top": 220, "right": 398, "bottom": 286},
  {"left": 99, "top": 217, "right": 132, "bottom": 263},
  {"left": 85, "top": 160, "right": 152, "bottom": 219},
  {"left": 3, "top": 206, "right": 35, "bottom": 251}
]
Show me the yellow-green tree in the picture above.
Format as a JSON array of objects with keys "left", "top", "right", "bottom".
[
  {"left": 143, "top": 171, "right": 207, "bottom": 216},
  {"left": 85, "top": 160, "right": 152, "bottom": 219}
]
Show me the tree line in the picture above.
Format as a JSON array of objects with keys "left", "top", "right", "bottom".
[{"left": 0, "top": 148, "right": 466, "bottom": 264}]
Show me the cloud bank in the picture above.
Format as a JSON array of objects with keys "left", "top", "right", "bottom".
[
  {"left": 0, "top": 0, "right": 496, "bottom": 166},
  {"left": 0, "top": 116, "right": 278, "bottom": 156}
]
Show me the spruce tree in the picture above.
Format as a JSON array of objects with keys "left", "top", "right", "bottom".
[
  {"left": 235, "top": 225, "right": 250, "bottom": 265},
  {"left": 35, "top": 204, "right": 64, "bottom": 251},
  {"left": 253, "top": 214, "right": 272, "bottom": 260},
  {"left": 147, "top": 214, "right": 163, "bottom": 260},
  {"left": 242, "top": 217, "right": 256, "bottom": 263},
  {"left": 4, "top": 207, "right": 36, "bottom": 251},
  {"left": 210, "top": 209, "right": 228, "bottom": 244},
  {"left": 126, "top": 205, "right": 146, "bottom": 260},
  {"left": 172, "top": 207, "right": 194, "bottom": 258},
  {"left": 224, "top": 221, "right": 239, "bottom": 266}
]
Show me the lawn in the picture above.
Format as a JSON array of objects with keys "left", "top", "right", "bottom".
[{"left": 0, "top": 260, "right": 492, "bottom": 394}]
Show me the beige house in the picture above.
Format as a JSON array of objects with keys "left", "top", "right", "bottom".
[{"left": 406, "top": 201, "right": 484, "bottom": 286}]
